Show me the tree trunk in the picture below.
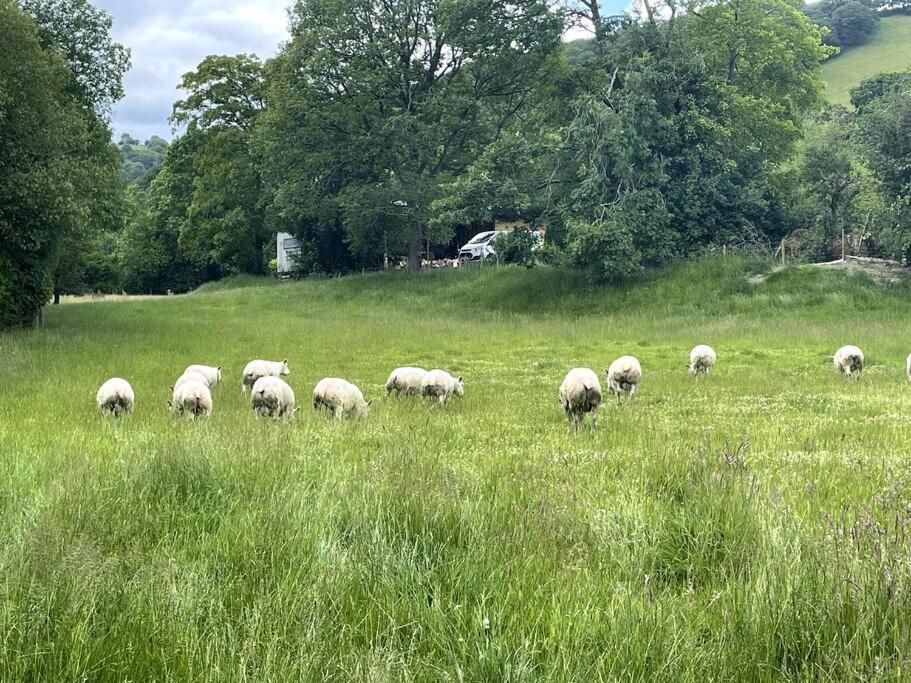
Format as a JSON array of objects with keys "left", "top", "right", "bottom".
[
  {"left": 407, "top": 221, "right": 422, "bottom": 271},
  {"left": 53, "top": 291, "right": 60, "bottom": 305},
  {"left": 33, "top": 307, "right": 43, "bottom": 328}
]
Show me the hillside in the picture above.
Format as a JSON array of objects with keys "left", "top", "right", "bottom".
[
  {"left": 821, "top": 15, "right": 911, "bottom": 105},
  {"left": 2, "top": 259, "right": 911, "bottom": 679}
]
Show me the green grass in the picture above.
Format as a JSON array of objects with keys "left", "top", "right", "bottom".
[
  {"left": 2, "top": 257, "right": 911, "bottom": 680},
  {"left": 821, "top": 15, "right": 911, "bottom": 106}
]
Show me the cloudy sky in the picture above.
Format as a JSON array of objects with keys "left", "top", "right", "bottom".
[
  {"left": 95, "top": 1, "right": 627, "bottom": 143},
  {"left": 95, "top": 0, "right": 290, "bottom": 142}
]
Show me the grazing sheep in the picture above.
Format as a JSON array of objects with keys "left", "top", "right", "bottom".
[
  {"left": 834, "top": 345, "right": 864, "bottom": 377},
  {"left": 184, "top": 364, "right": 221, "bottom": 386},
  {"left": 420, "top": 369, "right": 464, "bottom": 405},
  {"left": 96, "top": 378, "right": 135, "bottom": 418},
  {"left": 313, "top": 378, "right": 370, "bottom": 419},
  {"left": 605, "top": 355, "right": 642, "bottom": 399},
  {"left": 251, "top": 376, "right": 297, "bottom": 420},
  {"left": 174, "top": 370, "right": 209, "bottom": 391},
  {"left": 559, "top": 368, "right": 602, "bottom": 429},
  {"left": 242, "top": 359, "right": 289, "bottom": 393},
  {"left": 170, "top": 379, "right": 213, "bottom": 419},
  {"left": 385, "top": 366, "right": 428, "bottom": 397},
  {"left": 689, "top": 345, "right": 717, "bottom": 375}
]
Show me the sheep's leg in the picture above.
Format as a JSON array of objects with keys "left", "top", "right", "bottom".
[
  {"left": 590, "top": 406, "right": 598, "bottom": 430},
  {"left": 630, "top": 384, "right": 637, "bottom": 399}
]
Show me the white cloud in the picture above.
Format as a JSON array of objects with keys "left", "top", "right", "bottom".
[{"left": 95, "top": 0, "right": 289, "bottom": 141}]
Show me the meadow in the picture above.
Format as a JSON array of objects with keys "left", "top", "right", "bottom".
[
  {"left": 821, "top": 14, "right": 911, "bottom": 106},
  {"left": 1, "top": 257, "right": 911, "bottom": 680}
]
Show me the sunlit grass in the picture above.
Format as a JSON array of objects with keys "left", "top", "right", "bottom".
[{"left": 1, "top": 257, "right": 910, "bottom": 679}]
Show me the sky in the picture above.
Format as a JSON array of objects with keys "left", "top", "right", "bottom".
[
  {"left": 95, "top": 0, "right": 290, "bottom": 142},
  {"left": 95, "top": 1, "right": 628, "bottom": 143}
]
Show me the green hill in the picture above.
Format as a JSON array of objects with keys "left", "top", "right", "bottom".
[
  {"left": 821, "top": 15, "right": 911, "bottom": 106},
  {"left": 3, "top": 259, "right": 911, "bottom": 678}
]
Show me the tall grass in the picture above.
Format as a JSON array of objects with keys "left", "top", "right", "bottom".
[{"left": 1, "top": 257, "right": 910, "bottom": 679}]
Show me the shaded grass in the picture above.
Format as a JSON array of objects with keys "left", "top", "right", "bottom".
[
  {"left": 821, "top": 15, "right": 911, "bottom": 106},
  {"left": 1, "top": 257, "right": 911, "bottom": 679}
]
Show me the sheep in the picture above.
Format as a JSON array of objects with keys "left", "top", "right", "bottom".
[
  {"left": 834, "top": 345, "right": 864, "bottom": 377},
  {"left": 559, "top": 368, "right": 602, "bottom": 429},
  {"left": 242, "top": 359, "right": 289, "bottom": 393},
  {"left": 184, "top": 364, "right": 222, "bottom": 386},
  {"left": 420, "top": 369, "right": 464, "bottom": 405},
  {"left": 385, "top": 366, "right": 428, "bottom": 397},
  {"left": 251, "top": 376, "right": 297, "bottom": 420},
  {"left": 605, "top": 355, "right": 642, "bottom": 399},
  {"left": 313, "top": 378, "right": 370, "bottom": 419},
  {"left": 170, "top": 379, "right": 213, "bottom": 419},
  {"left": 96, "top": 378, "right": 135, "bottom": 418},
  {"left": 689, "top": 345, "right": 717, "bottom": 375},
  {"left": 174, "top": 370, "right": 209, "bottom": 392}
]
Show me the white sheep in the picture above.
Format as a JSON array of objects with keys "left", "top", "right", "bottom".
[
  {"left": 242, "top": 359, "right": 289, "bottom": 393},
  {"left": 251, "top": 376, "right": 297, "bottom": 420},
  {"left": 605, "top": 355, "right": 642, "bottom": 399},
  {"left": 313, "top": 378, "right": 370, "bottom": 419},
  {"left": 184, "top": 364, "right": 221, "bottom": 386},
  {"left": 420, "top": 369, "right": 464, "bottom": 405},
  {"left": 689, "top": 345, "right": 717, "bottom": 375},
  {"left": 559, "top": 368, "right": 602, "bottom": 429},
  {"left": 834, "top": 345, "right": 864, "bottom": 377},
  {"left": 385, "top": 366, "right": 428, "bottom": 397},
  {"left": 170, "top": 379, "right": 213, "bottom": 419},
  {"left": 906, "top": 352, "right": 911, "bottom": 382},
  {"left": 174, "top": 370, "right": 209, "bottom": 391},
  {"left": 96, "top": 378, "right": 135, "bottom": 418}
]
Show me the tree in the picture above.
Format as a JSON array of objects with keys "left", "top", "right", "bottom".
[
  {"left": 0, "top": 1, "right": 127, "bottom": 324},
  {"left": 19, "top": 0, "right": 130, "bottom": 115},
  {"left": 259, "top": 0, "right": 563, "bottom": 270},
  {"left": 168, "top": 55, "right": 269, "bottom": 274},
  {"left": 119, "top": 134, "right": 169, "bottom": 188},
  {"left": 18, "top": 0, "right": 129, "bottom": 306}
]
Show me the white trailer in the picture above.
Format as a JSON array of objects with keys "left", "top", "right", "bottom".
[{"left": 276, "top": 232, "right": 301, "bottom": 276}]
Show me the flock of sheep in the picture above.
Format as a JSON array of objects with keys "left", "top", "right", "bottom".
[
  {"left": 93, "top": 343, "right": 893, "bottom": 427},
  {"left": 94, "top": 361, "right": 464, "bottom": 421}
]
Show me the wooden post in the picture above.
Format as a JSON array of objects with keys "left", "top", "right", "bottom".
[
  {"left": 842, "top": 229, "right": 846, "bottom": 262},
  {"left": 781, "top": 238, "right": 785, "bottom": 265},
  {"left": 723, "top": 244, "right": 727, "bottom": 258}
]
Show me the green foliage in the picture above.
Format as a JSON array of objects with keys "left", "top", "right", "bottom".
[
  {"left": 258, "top": 0, "right": 563, "bottom": 271},
  {"left": 119, "top": 134, "right": 169, "bottom": 188},
  {"left": 804, "top": 0, "right": 879, "bottom": 48},
  {"left": 495, "top": 229, "right": 538, "bottom": 268},
  {"left": 19, "top": 0, "right": 130, "bottom": 115},
  {"left": 0, "top": 0, "right": 124, "bottom": 325}
]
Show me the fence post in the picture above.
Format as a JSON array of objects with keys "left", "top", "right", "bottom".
[
  {"left": 781, "top": 238, "right": 785, "bottom": 265},
  {"left": 842, "top": 229, "right": 846, "bottom": 262}
]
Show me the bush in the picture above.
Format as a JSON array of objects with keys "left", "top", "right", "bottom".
[
  {"left": 565, "top": 218, "right": 644, "bottom": 284},
  {"left": 496, "top": 229, "right": 538, "bottom": 268}
]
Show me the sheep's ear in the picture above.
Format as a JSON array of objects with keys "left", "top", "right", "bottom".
[
  {"left": 367, "top": 399, "right": 373, "bottom": 406},
  {"left": 458, "top": 377, "right": 463, "bottom": 383},
  {"left": 282, "top": 359, "right": 287, "bottom": 364},
  {"left": 217, "top": 366, "right": 222, "bottom": 371}
]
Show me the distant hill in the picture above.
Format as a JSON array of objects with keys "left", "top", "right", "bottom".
[{"left": 821, "top": 15, "right": 911, "bottom": 106}]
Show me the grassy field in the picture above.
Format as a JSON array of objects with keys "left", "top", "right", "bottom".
[
  {"left": 2, "top": 257, "right": 911, "bottom": 680},
  {"left": 821, "top": 15, "right": 911, "bottom": 106}
]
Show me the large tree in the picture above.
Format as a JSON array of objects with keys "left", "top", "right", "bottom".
[
  {"left": 169, "top": 55, "right": 269, "bottom": 274},
  {"left": 18, "top": 0, "right": 129, "bottom": 305},
  {"left": 259, "top": 0, "right": 563, "bottom": 270},
  {"left": 0, "top": 0, "right": 126, "bottom": 324}
]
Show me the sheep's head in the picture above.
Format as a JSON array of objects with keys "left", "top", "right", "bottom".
[
  {"left": 216, "top": 366, "right": 222, "bottom": 382},
  {"left": 281, "top": 360, "right": 290, "bottom": 376},
  {"left": 455, "top": 377, "right": 464, "bottom": 397},
  {"left": 358, "top": 399, "right": 372, "bottom": 418}
]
